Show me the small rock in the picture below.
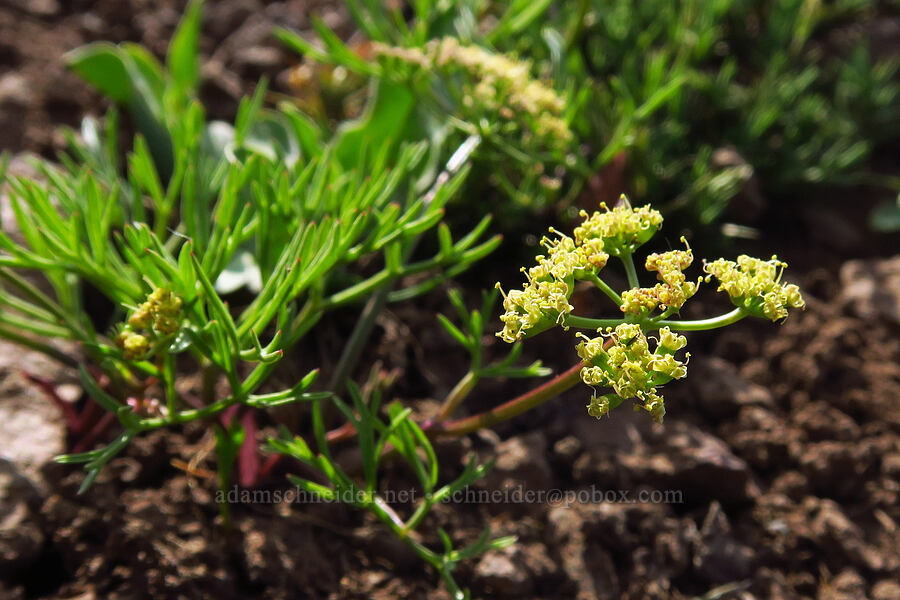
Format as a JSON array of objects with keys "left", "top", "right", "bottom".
[
  {"left": 882, "top": 453, "right": 900, "bottom": 479},
  {"left": 0, "top": 459, "right": 45, "bottom": 577},
  {"left": 518, "top": 542, "right": 559, "bottom": 583},
  {"left": 755, "top": 567, "right": 797, "bottom": 600},
  {"left": 809, "top": 499, "right": 884, "bottom": 571},
  {"left": 799, "top": 441, "right": 875, "bottom": 499},
  {"left": 553, "top": 435, "right": 582, "bottom": 462},
  {"left": 6, "top": 0, "right": 59, "bottom": 16},
  {"left": 769, "top": 471, "right": 809, "bottom": 501},
  {"left": 692, "top": 501, "right": 755, "bottom": 583},
  {"left": 0, "top": 581, "right": 25, "bottom": 600},
  {"left": 729, "top": 407, "right": 793, "bottom": 470},
  {"left": 690, "top": 357, "right": 774, "bottom": 419},
  {"left": 0, "top": 341, "right": 69, "bottom": 481},
  {"left": 794, "top": 402, "right": 859, "bottom": 441},
  {"left": 840, "top": 256, "right": 900, "bottom": 325},
  {"left": 620, "top": 421, "right": 758, "bottom": 504},
  {"left": 487, "top": 431, "right": 553, "bottom": 492},
  {"left": 475, "top": 547, "right": 533, "bottom": 596},
  {"left": 548, "top": 505, "right": 618, "bottom": 600},
  {"left": 873, "top": 579, "right": 900, "bottom": 600},
  {"left": 818, "top": 569, "right": 866, "bottom": 600},
  {"left": 206, "top": 1, "right": 262, "bottom": 38},
  {"left": 233, "top": 46, "right": 283, "bottom": 69},
  {"left": 0, "top": 73, "right": 32, "bottom": 106}
]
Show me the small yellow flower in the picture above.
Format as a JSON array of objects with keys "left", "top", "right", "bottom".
[
  {"left": 620, "top": 287, "right": 661, "bottom": 315},
  {"left": 118, "top": 288, "right": 183, "bottom": 359},
  {"left": 617, "top": 237, "right": 701, "bottom": 315},
  {"left": 657, "top": 327, "right": 687, "bottom": 352},
  {"left": 587, "top": 394, "right": 611, "bottom": 418},
  {"left": 128, "top": 305, "right": 152, "bottom": 330},
  {"left": 497, "top": 230, "right": 606, "bottom": 343},
  {"left": 117, "top": 331, "right": 149, "bottom": 360}
]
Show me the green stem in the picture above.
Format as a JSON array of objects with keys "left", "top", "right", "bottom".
[
  {"left": 370, "top": 493, "right": 409, "bottom": 532},
  {"left": 621, "top": 251, "right": 640, "bottom": 289},
  {"left": 365, "top": 492, "right": 460, "bottom": 595},
  {"left": 583, "top": 272, "right": 622, "bottom": 305},
  {"left": 200, "top": 360, "right": 218, "bottom": 405},
  {"left": 651, "top": 306, "right": 678, "bottom": 322},
  {"left": 138, "top": 395, "right": 238, "bottom": 429},
  {"left": 403, "top": 498, "right": 433, "bottom": 534},
  {"left": 426, "top": 362, "right": 583, "bottom": 437},
  {"left": 564, "top": 0, "right": 589, "bottom": 50},
  {"left": 163, "top": 353, "right": 177, "bottom": 416},
  {"left": 283, "top": 299, "right": 323, "bottom": 347},
  {"left": 655, "top": 307, "right": 747, "bottom": 331},
  {"left": 437, "top": 370, "right": 479, "bottom": 421},
  {"left": 241, "top": 361, "right": 278, "bottom": 397},
  {"left": 328, "top": 287, "right": 390, "bottom": 393},
  {"left": 321, "top": 269, "right": 393, "bottom": 310}
]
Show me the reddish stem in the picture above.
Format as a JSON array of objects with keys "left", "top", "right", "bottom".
[{"left": 423, "top": 362, "right": 584, "bottom": 437}]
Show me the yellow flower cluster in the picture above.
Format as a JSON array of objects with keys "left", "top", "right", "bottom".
[
  {"left": 704, "top": 255, "right": 805, "bottom": 321},
  {"left": 496, "top": 233, "right": 587, "bottom": 343},
  {"left": 129, "top": 288, "right": 183, "bottom": 334},
  {"left": 118, "top": 331, "right": 149, "bottom": 360},
  {"left": 375, "top": 38, "right": 572, "bottom": 150},
  {"left": 573, "top": 197, "right": 663, "bottom": 256},
  {"left": 576, "top": 323, "right": 689, "bottom": 423},
  {"left": 620, "top": 238, "right": 699, "bottom": 315},
  {"left": 116, "top": 288, "right": 183, "bottom": 360}
]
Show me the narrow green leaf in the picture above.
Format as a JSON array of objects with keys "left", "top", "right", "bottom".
[
  {"left": 190, "top": 251, "right": 239, "bottom": 353},
  {"left": 78, "top": 364, "right": 122, "bottom": 413},
  {"left": 167, "top": 0, "right": 204, "bottom": 92},
  {"left": 437, "top": 314, "right": 470, "bottom": 350}
]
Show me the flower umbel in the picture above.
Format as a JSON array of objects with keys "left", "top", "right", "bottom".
[
  {"left": 375, "top": 38, "right": 573, "bottom": 151},
  {"left": 117, "top": 288, "right": 183, "bottom": 360},
  {"left": 117, "top": 331, "right": 150, "bottom": 360},
  {"left": 495, "top": 232, "right": 588, "bottom": 342},
  {"left": 496, "top": 195, "right": 802, "bottom": 425},
  {"left": 704, "top": 255, "right": 805, "bottom": 321},
  {"left": 573, "top": 195, "right": 663, "bottom": 257},
  {"left": 576, "top": 324, "right": 689, "bottom": 424},
  {"left": 621, "top": 238, "right": 700, "bottom": 315}
]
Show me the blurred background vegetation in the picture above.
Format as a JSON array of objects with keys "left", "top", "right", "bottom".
[{"left": 42, "top": 0, "right": 900, "bottom": 269}]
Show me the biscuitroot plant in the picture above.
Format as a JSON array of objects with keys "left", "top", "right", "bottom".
[{"left": 477, "top": 194, "right": 805, "bottom": 425}]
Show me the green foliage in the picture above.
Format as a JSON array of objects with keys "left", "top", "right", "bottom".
[
  {"left": 279, "top": 0, "right": 899, "bottom": 227},
  {"left": 870, "top": 192, "right": 900, "bottom": 232},
  {"left": 0, "top": 86, "right": 505, "bottom": 600},
  {"left": 0, "top": 5, "right": 530, "bottom": 595},
  {"left": 66, "top": 0, "right": 205, "bottom": 179},
  {"left": 268, "top": 381, "right": 514, "bottom": 598}
]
